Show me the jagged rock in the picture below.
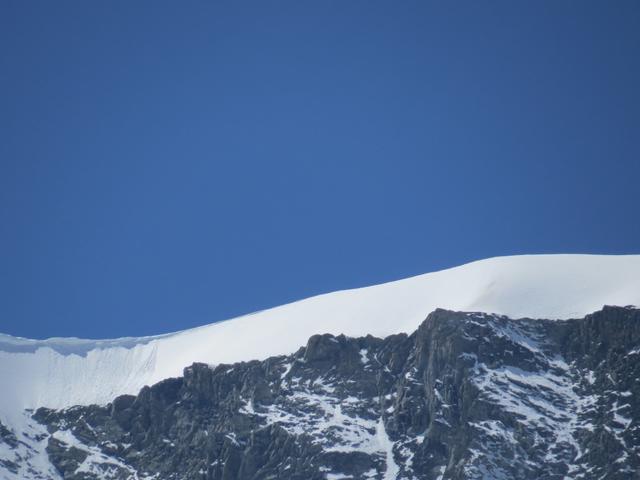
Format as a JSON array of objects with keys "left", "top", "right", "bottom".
[{"left": 22, "top": 306, "right": 640, "bottom": 479}]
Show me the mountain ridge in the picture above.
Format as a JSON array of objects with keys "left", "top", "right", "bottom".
[
  {"left": 3, "top": 305, "right": 639, "bottom": 479},
  {"left": 3, "top": 253, "right": 639, "bottom": 344},
  {"left": 1, "top": 254, "right": 639, "bottom": 422}
]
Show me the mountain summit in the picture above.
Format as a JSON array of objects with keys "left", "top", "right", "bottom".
[
  {"left": 1, "top": 254, "right": 639, "bottom": 414},
  {"left": 1, "top": 254, "right": 639, "bottom": 479}
]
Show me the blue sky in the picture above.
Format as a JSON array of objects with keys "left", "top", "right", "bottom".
[{"left": 1, "top": 1, "right": 639, "bottom": 339}]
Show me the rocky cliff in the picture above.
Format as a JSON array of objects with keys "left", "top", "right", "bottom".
[{"left": 3, "top": 306, "right": 640, "bottom": 479}]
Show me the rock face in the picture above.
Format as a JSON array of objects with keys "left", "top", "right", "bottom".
[{"left": 3, "top": 306, "right": 640, "bottom": 479}]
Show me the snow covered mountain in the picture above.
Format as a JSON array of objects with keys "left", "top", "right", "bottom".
[
  {"left": 1, "top": 254, "right": 640, "bottom": 479},
  {"left": 2, "top": 254, "right": 639, "bottom": 416},
  {"left": 6, "top": 307, "right": 640, "bottom": 479}
]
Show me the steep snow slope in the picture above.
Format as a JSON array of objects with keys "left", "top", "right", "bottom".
[{"left": 1, "top": 254, "right": 639, "bottom": 422}]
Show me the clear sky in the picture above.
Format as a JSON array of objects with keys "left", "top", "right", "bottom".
[{"left": 1, "top": 1, "right": 639, "bottom": 339}]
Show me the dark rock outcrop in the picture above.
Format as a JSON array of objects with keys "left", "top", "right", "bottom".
[{"left": 27, "top": 306, "right": 640, "bottom": 479}]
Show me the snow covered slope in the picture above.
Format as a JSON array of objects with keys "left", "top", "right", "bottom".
[{"left": 1, "top": 254, "right": 639, "bottom": 421}]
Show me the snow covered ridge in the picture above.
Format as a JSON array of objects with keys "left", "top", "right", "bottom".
[
  {"left": 14, "top": 306, "right": 640, "bottom": 479},
  {"left": 0, "top": 254, "right": 639, "bottom": 417}
]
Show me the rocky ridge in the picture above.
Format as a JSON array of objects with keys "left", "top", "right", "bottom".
[{"left": 2, "top": 306, "right": 640, "bottom": 479}]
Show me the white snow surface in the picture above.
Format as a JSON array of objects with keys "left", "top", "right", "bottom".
[{"left": 1, "top": 254, "right": 639, "bottom": 422}]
